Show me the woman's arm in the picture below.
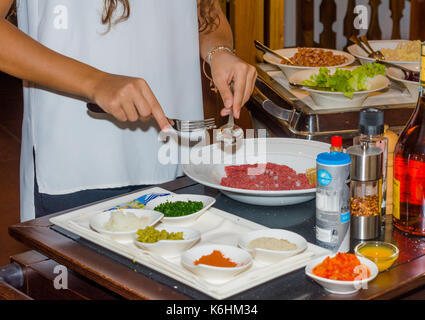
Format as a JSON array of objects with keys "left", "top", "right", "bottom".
[
  {"left": 0, "top": 3, "right": 169, "bottom": 129},
  {"left": 198, "top": 0, "right": 257, "bottom": 119},
  {"left": 0, "top": 0, "right": 13, "bottom": 18}
]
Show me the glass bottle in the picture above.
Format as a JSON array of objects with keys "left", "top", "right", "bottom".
[
  {"left": 393, "top": 42, "right": 425, "bottom": 236},
  {"left": 354, "top": 108, "right": 388, "bottom": 218}
]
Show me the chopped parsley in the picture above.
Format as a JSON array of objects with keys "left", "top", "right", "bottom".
[{"left": 154, "top": 200, "right": 204, "bottom": 217}]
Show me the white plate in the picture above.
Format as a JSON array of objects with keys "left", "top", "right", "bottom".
[
  {"left": 347, "top": 40, "right": 420, "bottom": 72},
  {"left": 386, "top": 67, "right": 420, "bottom": 100},
  {"left": 263, "top": 47, "right": 355, "bottom": 79},
  {"left": 135, "top": 226, "right": 201, "bottom": 257},
  {"left": 144, "top": 194, "right": 216, "bottom": 225},
  {"left": 289, "top": 67, "right": 390, "bottom": 109},
  {"left": 238, "top": 229, "right": 307, "bottom": 263},
  {"left": 89, "top": 209, "right": 163, "bottom": 242},
  {"left": 181, "top": 244, "right": 253, "bottom": 281},
  {"left": 305, "top": 254, "right": 379, "bottom": 295},
  {"left": 183, "top": 138, "right": 330, "bottom": 206}
]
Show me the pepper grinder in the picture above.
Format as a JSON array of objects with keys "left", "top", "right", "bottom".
[{"left": 347, "top": 141, "right": 383, "bottom": 240}]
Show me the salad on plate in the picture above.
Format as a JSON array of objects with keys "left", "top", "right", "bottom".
[{"left": 302, "top": 63, "right": 387, "bottom": 98}]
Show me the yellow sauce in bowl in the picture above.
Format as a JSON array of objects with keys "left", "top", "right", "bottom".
[{"left": 355, "top": 242, "right": 399, "bottom": 272}]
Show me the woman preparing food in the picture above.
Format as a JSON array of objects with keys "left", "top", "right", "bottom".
[{"left": 0, "top": 0, "right": 257, "bottom": 221}]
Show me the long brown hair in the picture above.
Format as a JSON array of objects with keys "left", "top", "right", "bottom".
[{"left": 102, "top": 0, "right": 220, "bottom": 33}]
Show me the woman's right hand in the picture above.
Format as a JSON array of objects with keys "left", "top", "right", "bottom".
[{"left": 90, "top": 73, "right": 170, "bottom": 131}]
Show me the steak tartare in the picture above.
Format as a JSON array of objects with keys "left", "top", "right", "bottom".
[{"left": 220, "top": 163, "right": 315, "bottom": 191}]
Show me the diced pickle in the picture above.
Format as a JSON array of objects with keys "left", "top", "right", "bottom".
[{"left": 136, "top": 226, "right": 184, "bottom": 243}]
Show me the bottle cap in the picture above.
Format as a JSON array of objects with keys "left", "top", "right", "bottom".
[
  {"left": 316, "top": 152, "right": 351, "bottom": 166},
  {"left": 359, "top": 108, "right": 384, "bottom": 136},
  {"left": 346, "top": 141, "right": 383, "bottom": 182},
  {"left": 331, "top": 136, "right": 343, "bottom": 148}
]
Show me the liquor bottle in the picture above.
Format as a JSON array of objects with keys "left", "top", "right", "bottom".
[{"left": 393, "top": 42, "right": 425, "bottom": 236}]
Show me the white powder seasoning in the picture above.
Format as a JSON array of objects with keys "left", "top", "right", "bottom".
[{"left": 248, "top": 237, "right": 298, "bottom": 251}]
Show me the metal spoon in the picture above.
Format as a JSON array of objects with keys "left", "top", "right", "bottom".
[
  {"left": 217, "top": 110, "right": 243, "bottom": 147},
  {"left": 349, "top": 35, "right": 372, "bottom": 57},
  {"left": 349, "top": 35, "right": 418, "bottom": 77},
  {"left": 254, "top": 40, "right": 295, "bottom": 65},
  {"left": 360, "top": 35, "right": 385, "bottom": 60},
  {"left": 289, "top": 81, "right": 331, "bottom": 91}
]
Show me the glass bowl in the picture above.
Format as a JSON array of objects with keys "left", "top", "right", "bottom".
[{"left": 354, "top": 241, "right": 399, "bottom": 272}]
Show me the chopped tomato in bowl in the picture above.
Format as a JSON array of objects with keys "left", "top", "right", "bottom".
[
  {"left": 312, "top": 253, "right": 370, "bottom": 281},
  {"left": 305, "top": 252, "right": 378, "bottom": 295}
]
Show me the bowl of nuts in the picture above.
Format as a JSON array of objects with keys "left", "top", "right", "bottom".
[{"left": 263, "top": 47, "right": 356, "bottom": 79}]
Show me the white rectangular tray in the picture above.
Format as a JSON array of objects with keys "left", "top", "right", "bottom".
[{"left": 50, "top": 187, "right": 330, "bottom": 300}]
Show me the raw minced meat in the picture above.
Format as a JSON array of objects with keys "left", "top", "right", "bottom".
[{"left": 220, "top": 163, "right": 314, "bottom": 191}]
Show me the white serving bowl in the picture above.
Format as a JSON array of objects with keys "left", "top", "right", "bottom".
[
  {"left": 238, "top": 229, "right": 307, "bottom": 263},
  {"left": 181, "top": 244, "right": 253, "bottom": 281},
  {"left": 289, "top": 68, "right": 390, "bottom": 109},
  {"left": 89, "top": 209, "right": 164, "bottom": 242},
  {"left": 347, "top": 40, "right": 420, "bottom": 72},
  {"left": 305, "top": 255, "right": 379, "bottom": 295},
  {"left": 135, "top": 226, "right": 201, "bottom": 257},
  {"left": 183, "top": 138, "right": 330, "bottom": 206},
  {"left": 144, "top": 194, "right": 216, "bottom": 225},
  {"left": 263, "top": 47, "right": 355, "bottom": 79},
  {"left": 386, "top": 67, "right": 420, "bottom": 100}
]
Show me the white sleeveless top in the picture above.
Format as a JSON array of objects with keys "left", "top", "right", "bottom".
[{"left": 17, "top": 0, "right": 204, "bottom": 221}]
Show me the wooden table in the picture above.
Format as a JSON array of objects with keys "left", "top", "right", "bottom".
[{"left": 8, "top": 177, "right": 425, "bottom": 300}]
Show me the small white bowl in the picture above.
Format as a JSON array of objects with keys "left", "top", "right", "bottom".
[
  {"left": 263, "top": 47, "right": 355, "bottom": 79},
  {"left": 305, "top": 254, "right": 379, "bottom": 295},
  {"left": 238, "top": 229, "right": 307, "bottom": 263},
  {"left": 144, "top": 194, "right": 216, "bottom": 225},
  {"left": 386, "top": 67, "right": 420, "bottom": 100},
  {"left": 289, "top": 68, "right": 390, "bottom": 109},
  {"left": 89, "top": 209, "right": 164, "bottom": 242},
  {"left": 135, "top": 226, "right": 201, "bottom": 257},
  {"left": 181, "top": 244, "right": 253, "bottom": 281}
]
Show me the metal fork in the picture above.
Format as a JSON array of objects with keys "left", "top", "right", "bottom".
[
  {"left": 87, "top": 103, "right": 216, "bottom": 133},
  {"left": 169, "top": 118, "right": 216, "bottom": 133}
]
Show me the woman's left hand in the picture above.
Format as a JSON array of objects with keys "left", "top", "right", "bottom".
[{"left": 209, "top": 51, "right": 257, "bottom": 119}]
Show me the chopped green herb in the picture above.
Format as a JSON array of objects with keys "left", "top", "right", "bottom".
[{"left": 154, "top": 200, "right": 204, "bottom": 217}]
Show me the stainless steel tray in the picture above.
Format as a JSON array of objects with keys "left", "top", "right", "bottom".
[{"left": 247, "top": 63, "right": 416, "bottom": 144}]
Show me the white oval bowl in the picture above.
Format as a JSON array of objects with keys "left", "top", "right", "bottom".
[
  {"left": 386, "top": 67, "right": 420, "bottom": 100},
  {"left": 144, "top": 194, "right": 216, "bottom": 225},
  {"left": 183, "top": 138, "right": 330, "bottom": 206},
  {"left": 238, "top": 229, "right": 307, "bottom": 263},
  {"left": 90, "top": 209, "right": 164, "bottom": 242},
  {"left": 347, "top": 40, "right": 420, "bottom": 71},
  {"left": 263, "top": 47, "right": 355, "bottom": 79},
  {"left": 181, "top": 244, "right": 253, "bottom": 281},
  {"left": 289, "top": 68, "right": 390, "bottom": 109},
  {"left": 135, "top": 226, "right": 201, "bottom": 257},
  {"left": 305, "top": 255, "right": 379, "bottom": 295}
]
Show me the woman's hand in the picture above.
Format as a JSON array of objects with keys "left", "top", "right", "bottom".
[
  {"left": 209, "top": 51, "right": 257, "bottom": 119},
  {"left": 90, "top": 72, "right": 170, "bottom": 130}
]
